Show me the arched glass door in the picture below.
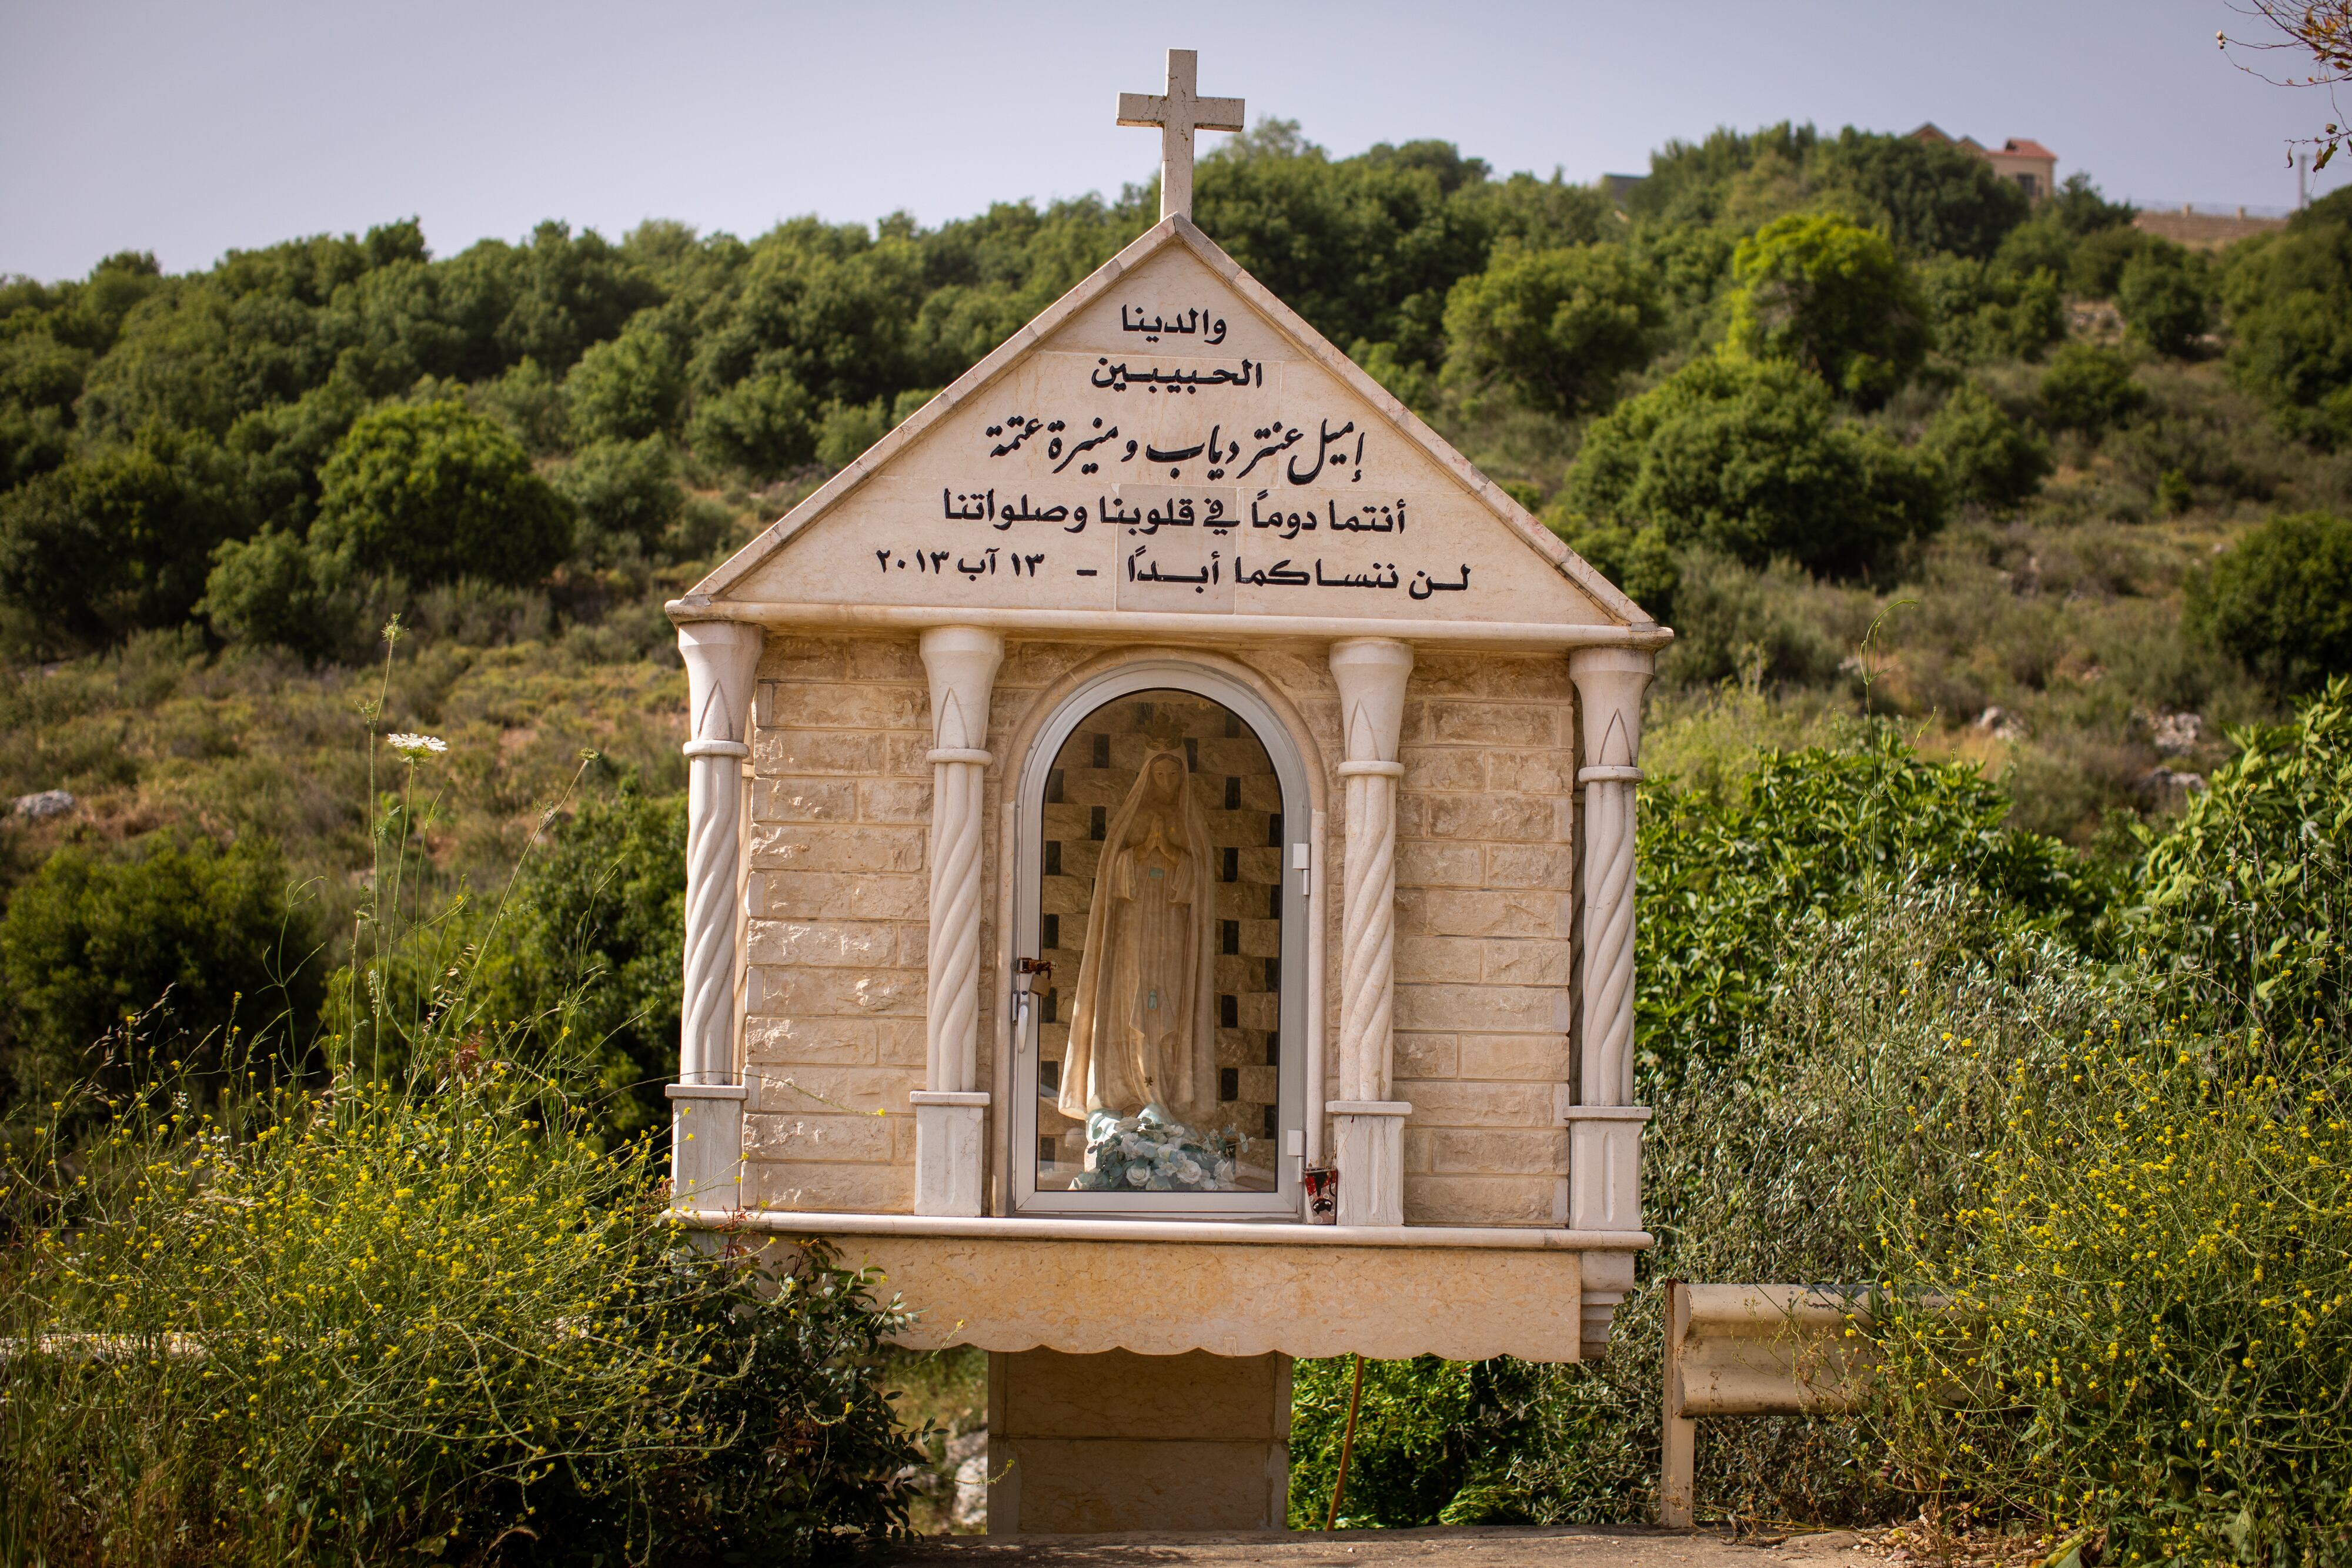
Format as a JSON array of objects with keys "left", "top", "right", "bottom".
[{"left": 1010, "top": 667, "right": 1306, "bottom": 1218}]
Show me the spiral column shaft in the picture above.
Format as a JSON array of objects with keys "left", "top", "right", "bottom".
[
  {"left": 1578, "top": 778, "right": 1639, "bottom": 1108},
  {"left": 925, "top": 754, "right": 987, "bottom": 1091},
  {"left": 1338, "top": 767, "right": 1399, "bottom": 1101},
  {"left": 680, "top": 751, "right": 745, "bottom": 1084}
]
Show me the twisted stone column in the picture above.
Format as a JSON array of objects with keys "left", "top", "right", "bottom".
[
  {"left": 1327, "top": 638, "right": 1414, "bottom": 1226},
  {"left": 668, "top": 620, "right": 762, "bottom": 1212},
  {"left": 914, "top": 627, "right": 1003, "bottom": 1216},
  {"left": 1564, "top": 646, "right": 1653, "bottom": 1345}
]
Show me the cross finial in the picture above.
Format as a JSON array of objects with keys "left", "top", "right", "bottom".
[{"left": 1117, "top": 49, "right": 1244, "bottom": 224}]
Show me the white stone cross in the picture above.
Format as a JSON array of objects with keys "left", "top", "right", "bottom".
[{"left": 1117, "top": 49, "right": 1244, "bottom": 224}]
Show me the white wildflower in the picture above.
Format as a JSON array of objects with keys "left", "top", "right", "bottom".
[{"left": 386, "top": 733, "right": 447, "bottom": 756}]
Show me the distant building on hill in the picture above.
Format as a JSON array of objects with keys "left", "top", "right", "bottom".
[
  {"left": 1911, "top": 123, "right": 2058, "bottom": 202},
  {"left": 1601, "top": 172, "right": 1646, "bottom": 208}
]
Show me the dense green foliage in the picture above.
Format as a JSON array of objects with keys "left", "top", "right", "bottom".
[
  {"left": 1, "top": 691, "right": 920, "bottom": 1562},
  {"left": 483, "top": 781, "right": 689, "bottom": 1135},
  {"left": 2, "top": 1064, "right": 922, "bottom": 1563},
  {"left": 2221, "top": 188, "right": 2352, "bottom": 445},
  {"left": 1440, "top": 241, "right": 1661, "bottom": 416},
  {"left": 2187, "top": 511, "right": 2352, "bottom": 693},
  {"left": 312, "top": 401, "right": 574, "bottom": 586},
  {"left": 1635, "top": 728, "right": 2090, "bottom": 1077},
  {"left": 1728, "top": 213, "right": 1927, "bottom": 404},
  {"left": 0, "top": 835, "right": 320, "bottom": 1105},
  {"left": 1552, "top": 356, "right": 1942, "bottom": 608}
]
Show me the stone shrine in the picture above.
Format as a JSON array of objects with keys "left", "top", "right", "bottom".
[{"left": 664, "top": 49, "right": 1671, "bottom": 1534}]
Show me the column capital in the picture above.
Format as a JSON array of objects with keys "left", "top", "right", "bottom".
[
  {"left": 1328, "top": 638, "right": 1414, "bottom": 763},
  {"left": 919, "top": 626, "right": 1005, "bottom": 751},
  {"left": 678, "top": 620, "right": 763, "bottom": 750},
  {"left": 1568, "top": 646, "right": 1652, "bottom": 771}
]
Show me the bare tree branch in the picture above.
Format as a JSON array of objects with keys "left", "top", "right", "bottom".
[{"left": 2220, "top": 0, "right": 2352, "bottom": 167}]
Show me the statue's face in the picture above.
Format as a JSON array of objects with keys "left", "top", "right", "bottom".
[{"left": 1144, "top": 754, "right": 1183, "bottom": 804}]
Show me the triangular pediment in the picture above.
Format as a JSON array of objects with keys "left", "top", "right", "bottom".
[{"left": 683, "top": 218, "right": 1652, "bottom": 631}]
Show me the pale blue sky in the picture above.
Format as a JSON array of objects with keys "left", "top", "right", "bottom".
[{"left": 1, "top": 0, "right": 2341, "bottom": 280}]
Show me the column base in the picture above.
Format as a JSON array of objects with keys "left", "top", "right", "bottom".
[
  {"left": 1327, "top": 1100, "right": 1411, "bottom": 1227},
  {"left": 1560, "top": 1105, "right": 1651, "bottom": 1348},
  {"left": 912, "top": 1091, "right": 990, "bottom": 1216},
  {"left": 666, "top": 1083, "right": 748, "bottom": 1211}
]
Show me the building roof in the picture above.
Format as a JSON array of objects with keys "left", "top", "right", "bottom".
[
  {"left": 1998, "top": 138, "right": 2057, "bottom": 161},
  {"left": 679, "top": 215, "right": 1654, "bottom": 635}
]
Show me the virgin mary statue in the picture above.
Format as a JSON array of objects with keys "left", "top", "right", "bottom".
[{"left": 1056, "top": 746, "right": 1224, "bottom": 1185}]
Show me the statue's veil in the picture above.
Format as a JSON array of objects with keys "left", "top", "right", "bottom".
[{"left": 1056, "top": 744, "right": 1218, "bottom": 1124}]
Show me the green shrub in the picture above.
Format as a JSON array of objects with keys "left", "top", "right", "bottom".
[
  {"left": 2037, "top": 343, "right": 2146, "bottom": 434},
  {"left": 1439, "top": 240, "right": 1662, "bottom": 416},
  {"left": 2116, "top": 248, "right": 2209, "bottom": 358},
  {"left": 2186, "top": 513, "right": 2352, "bottom": 693},
  {"left": 1728, "top": 213, "right": 1927, "bottom": 405},
  {"left": 2125, "top": 676, "right": 2352, "bottom": 1039},
  {"left": 0, "top": 429, "right": 250, "bottom": 650},
  {"left": 688, "top": 367, "right": 816, "bottom": 480},
  {"left": 1868, "top": 994, "right": 2352, "bottom": 1559},
  {"left": 2220, "top": 188, "right": 2352, "bottom": 444},
  {"left": 1, "top": 1062, "right": 923, "bottom": 1563},
  {"left": 1916, "top": 257, "right": 2064, "bottom": 365},
  {"left": 198, "top": 525, "right": 360, "bottom": 659},
  {"left": 565, "top": 317, "right": 686, "bottom": 443},
  {"left": 553, "top": 436, "right": 685, "bottom": 564},
  {"left": 1922, "top": 382, "right": 2053, "bottom": 512},
  {"left": 1638, "top": 728, "right": 2091, "bottom": 1076},
  {"left": 1289, "top": 1356, "right": 1540, "bottom": 1528},
  {"left": 482, "top": 781, "right": 687, "bottom": 1135},
  {"left": 0, "top": 834, "right": 320, "bottom": 1106},
  {"left": 1554, "top": 355, "right": 1945, "bottom": 598},
  {"left": 311, "top": 401, "right": 573, "bottom": 588}
]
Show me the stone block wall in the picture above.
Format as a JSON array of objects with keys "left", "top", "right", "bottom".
[
  {"left": 1389, "top": 653, "right": 1578, "bottom": 1226},
  {"left": 740, "top": 636, "right": 1577, "bottom": 1226},
  {"left": 743, "top": 634, "right": 934, "bottom": 1213}
]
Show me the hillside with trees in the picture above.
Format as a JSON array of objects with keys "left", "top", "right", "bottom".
[
  {"left": 6, "top": 117, "right": 2352, "bottom": 1556},
  {"left": 5, "top": 117, "right": 2351, "bottom": 1112}
]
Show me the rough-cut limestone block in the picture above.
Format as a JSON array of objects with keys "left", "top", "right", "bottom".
[
  {"left": 1391, "top": 1078, "right": 1555, "bottom": 1128},
  {"left": 1429, "top": 1126, "right": 1566, "bottom": 1176},
  {"left": 1396, "top": 934, "right": 1484, "bottom": 984},
  {"left": 1485, "top": 750, "right": 1575, "bottom": 795},
  {"left": 744, "top": 1110, "right": 893, "bottom": 1164},
  {"left": 1482, "top": 939, "right": 1576, "bottom": 986},
  {"left": 746, "top": 919, "right": 897, "bottom": 968},
  {"left": 1394, "top": 981, "right": 1566, "bottom": 1035},
  {"left": 856, "top": 777, "right": 932, "bottom": 821},
  {"left": 750, "top": 823, "right": 926, "bottom": 874},
  {"left": 1398, "top": 839, "right": 1483, "bottom": 887},
  {"left": 749, "top": 1159, "right": 914, "bottom": 1214},
  {"left": 1483, "top": 842, "right": 1576, "bottom": 890},
  {"left": 748, "top": 1064, "right": 922, "bottom": 1114},
  {"left": 1404, "top": 887, "right": 1563, "bottom": 939},
  {"left": 1392, "top": 1032, "right": 1460, "bottom": 1079},
  {"left": 989, "top": 1346, "right": 1292, "bottom": 1534},
  {"left": 1423, "top": 701, "right": 1559, "bottom": 747},
  {"left": 753, "top": 778, "right": 856, "bottom": 822},
  {"left": 1397, "top": 747, "right": 1488, "bottom": 791},
  {"left": 1458, "top": 1031, "right": 1573, "bottom": 1081},
  {"left": 752, "top": 965, "right": 926, "bottom": 1019},
  {"left": 1404, "top": 1173, "right": 1563, "bottom": 1226}
]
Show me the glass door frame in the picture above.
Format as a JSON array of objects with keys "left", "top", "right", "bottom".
[{"left": 1006, "top": 658, "right": 1307, "bottom": 1219}]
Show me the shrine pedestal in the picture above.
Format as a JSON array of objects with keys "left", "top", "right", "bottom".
[{"left": 987, "top": 1349, "right": 1290, "bottom": 1534}]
